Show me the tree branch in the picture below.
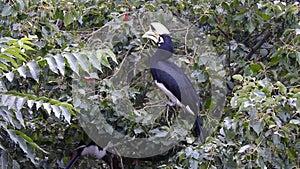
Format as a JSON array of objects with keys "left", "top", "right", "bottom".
[{"left": 233, "top": 32, "right": 272, "bottom": 75}]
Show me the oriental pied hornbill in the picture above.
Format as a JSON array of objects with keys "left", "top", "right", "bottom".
[
  {"left": 142, "top": 22, "right": 205, "bottom": 143},
  {"left": 65, "top": 141, "right": 107, "bottom": 169}
]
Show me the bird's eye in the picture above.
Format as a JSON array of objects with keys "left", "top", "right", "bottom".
[
  {"left": 158, "top": 36, "right": 164, "bottom": 44},
  {"left": 157, "top": 36, "right": 164, "bottom": 47}
]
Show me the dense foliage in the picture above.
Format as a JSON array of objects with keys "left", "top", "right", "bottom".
[{"left": 0, "top": 0, "right": 299, "bottom": 168}]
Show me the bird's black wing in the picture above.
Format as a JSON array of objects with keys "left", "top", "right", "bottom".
[{"left": 150, "top": 68, "right": 181, "bottom": 101}]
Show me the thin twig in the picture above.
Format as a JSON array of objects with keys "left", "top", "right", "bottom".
[
  {"left": 233, "top": 32, "right": 272, "bottom": 75},
  {"left": 184, "top": 25, "right": 189, "bottom": 56},
  {"left": 138, "top": 13, "right": 145, "bottom": 32}
]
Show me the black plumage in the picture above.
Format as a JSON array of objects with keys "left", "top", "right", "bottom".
[{"left": 143, "top": 24, "right": 205, "bottom": 143}]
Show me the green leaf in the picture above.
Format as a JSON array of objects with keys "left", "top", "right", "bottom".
[
  {"left": 232, "top": 74, "right": 243, "bottom": 81},
  {"left": 51, "top": 104, "right": 61, "bottom": 118},
  {"left": 274, "top": 81, "right": 287, "bottom": 95},
  {"left": 60, "top": 106, "right": 71, "bottom": 124},
  {"left": 250, "top": 63, "right": 262, "bottom": 73},
  {"left": 0, "top": 54, "right": 18, "bottom": 68},
  {"left": 64, "top": 12, "right": 74, "bottom": 26},
  {"left": 27, "top": 61, "right": 40, "bottom": 82},
  {"left": 17, "top": 66, "right": 27, "bottom": 78},
  {"left": 0, "top": 63, "right": 9, "bottom": 71},
  {"left": 238, "top": 144, "right": 252, "bottom": 153},
  {"left": 246, "top": 19, "right": 255, "bottom": 33},
  {"left": 5, "top": 72, "right": 14, "bottom": 82},
  {"left": 16, "top": 97, "right": 26, "bottom": 111},
  {"left": 260, "top": 49, "right": 268, "bottom": 56},
  {"left": 296, "top": 51, "right": 300, "bottom": 64},
  {"left": 15, "top": 110, "right": 25, "bottom": 127},
  {"left": 27, "top": 100, "right": 34, "bottom": 109},
  {"left": 4, "top": 47, "right": 27, "bottom": 62},
  {"left": 42, "top": 103, "right": 52, "bottom": 115},
  {"left": 1, "top": 5, "right": 12, "bottom": 16},
  {"left": 21, "top": 44, "right": 35, "bottom": 51},
  {"left": 251, "top": 121, "right": 264, "bottom": 135},
  {"left": 259, "top": 13, "right": 271, "bottom": 20},
  {"left": 270, "top": 56, "right": 279, "bottom": 66},
  {"left": 73, "top": 53, "right": 90, "bottom": 74},
  {"left": 6, "top": 129, "right": 38, "bottom": 164},
  {"left": 105, "top": 49, "right": 118, "bottom": 64},
  {"left": 233, "top": 14, "right": 244, "bottom": 21},
  {"left": 6, "top": 96, "right": 16, "bottom": 110},
  {"left": 289, "top": 119, "right": 300, "bottom": 125},
  {"left": 100, "top": 54, "right": 111, "bottom": 69},
  {"left": 53, "top": 54, "right": 65, "bottom": 75},
  {"left": 286, "top": 148, "right": 297, "bottom": 160},
  {"left": 88, "top": 51, "right": 102, "bottom": 72},
  {"left": 14, "top": 130, "right": 49, "bottom": 154},
  {"left": 64, "top": 53, "right": 79, "bottom": 75},
  {"left": 46, "top": 56, "right": 58, "bottom": 74}
]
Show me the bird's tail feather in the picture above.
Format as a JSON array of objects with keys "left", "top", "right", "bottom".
[
  {"left": 196, "top": 115, "right": 205, "bottom": 143},
  {"left": 65, "top": 153, "right": 80, "bottom": 169}
]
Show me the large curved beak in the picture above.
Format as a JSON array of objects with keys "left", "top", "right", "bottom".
[
  {"left": 142, "top": 30, "right": 160, "bottom": 43},
  {"left": 142, "top": 22, "right": 170, "bottom": 43}
]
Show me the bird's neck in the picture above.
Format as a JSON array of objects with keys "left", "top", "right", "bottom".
[{"left": 150, "top": 49, "right": 173, "bottom": 63}]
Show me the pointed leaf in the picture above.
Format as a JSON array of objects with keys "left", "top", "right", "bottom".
[
  {"left": 274, "top": 81, "right": 287, "bottom": 95},
  {"left": 42, "top": 103, "right": 52, "bottom": 115},
  {"left": 247, "top": 19, "right": 255, "bottom": 33},
  {"left": 1, "top": 95, "right": 9, "bottom": 105},
  {"left": 3, "top": 109, "right": 15, "bottom": 127},
  {"left": 0, "top": 110, "right": 8, "bottom": 123},
  {"left": 100, "top": 54, "right": 111, "bottom": 69},
  {"left": 88, "top": 52, "right": 102, "bottom": 72},
  {"left": 64, "top": 53, "right": 79, "bottom": 75},
  {"left": 60, "top": 106, "right": 71, "bottom": 124},
  {"left": 6, "top": 96, "right": 16, "bottom": 110},
  {"left": 51, "top": 105, "right": 61, "bottom": 118},
  {"left": 5, "top": 47, "right": 26, "bottom": 62},
  {"left": 17, "top": 65, "right": 27, "bottom": 78},
  {"left": 14, "top": 130, "right": 49, "bottom": 154},
  {"left": 27, "top": 61, "right": 40, "bottom": 82},
  {"left": 4, "top": 72, "right": 14, "bottom": 82},
  {"left": 21, "top": 44, "right": 34, "bottom": 51},
  {"left": 251, "top": 121, "right": 264, "bottom": 135},
  {"left": 27, "top": 100, "right": 34, "bottom": 109},
  {"left": 64, "top": 12, "right": 74, "bottom": 26},
  {"left": 53, "top": 54, "right": 65, "bottom": 75},
  {"left": 6, "top": 129, "right": 38, "bottom": 164},
  {"left": 16, "top": 97, "right": 26, "bottom": 111},
  {"left": 238, "top": 144, "right": 252, "bottom": 153},
  {"left": 0, "top": 63, "right": 9, "bottom": 71},
  {"left": 46, "top": 57, "right": 58, "bottom": 74},
  {"left": 35, "top": 101, "right": 43, "bottom": 110},
  {"left": 15, "top": 110, "right": 25, "bottom": 127},
  {"left": 73, "top": 53, "right": 90, "bottom": 74},
  {"left": 105, "top": 49, "right": 118, "bottom": 64},
  {"left": 0, "top": 54, "right": 18, "bottom": 67}
]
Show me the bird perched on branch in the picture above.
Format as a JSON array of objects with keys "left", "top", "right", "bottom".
[
  {"left": 142, "top": 22, "right": 205, "bottom": 143},
  {"left": 65, "top": 141, "right": 107, "bottom": 169}
]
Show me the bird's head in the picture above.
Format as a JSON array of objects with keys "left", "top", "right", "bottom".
[{"left": 142, "top": 22, "right": 174, "bottom": 53}]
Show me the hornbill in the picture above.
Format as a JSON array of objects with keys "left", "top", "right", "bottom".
[
  {"left": 65, "top": 141, "right": 108, "bottom": 169},
  {"left": 142, "top": 22, "right": 205, "bottom": 143}
]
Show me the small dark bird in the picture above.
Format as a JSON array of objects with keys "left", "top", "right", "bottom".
[{"left": 142, "top": 22, "right": 205, "bottom": 143}]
